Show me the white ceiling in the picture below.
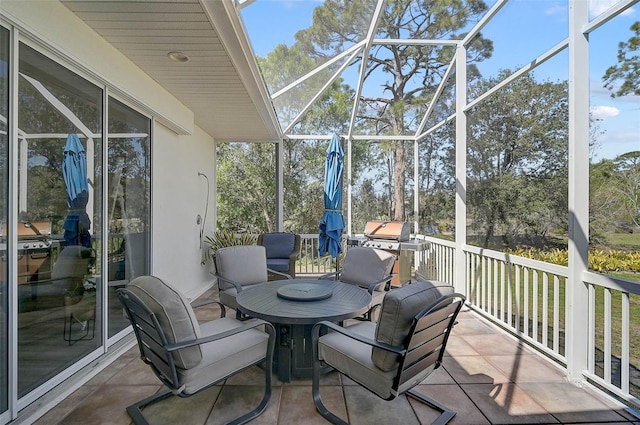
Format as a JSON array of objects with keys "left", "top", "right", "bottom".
[{"left": 61, "top": 0, "right": 282, "bottom": 142}]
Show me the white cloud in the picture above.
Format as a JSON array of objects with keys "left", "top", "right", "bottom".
[
  {"left": 591, "top": 105, "right": 620, "bottom": 120},
  {"left": 545, "top": 4, "right": 566, "bottom": 17},
  {"left": 590, "top": 0, "right": 635, "bottom": 17},
  {"left": 593, "top": 130, "right": 639, "bottom": 160}
]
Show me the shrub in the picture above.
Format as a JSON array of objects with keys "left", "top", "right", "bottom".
[{"left": 506, "top": 247, "right": 640, "bottom": 274}]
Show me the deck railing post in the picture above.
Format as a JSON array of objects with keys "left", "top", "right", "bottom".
[
  {"left": 454, "top": 42, "right": 467, "bottom": 296},
  {"left": 566, "top": 0, "right": 590, "bottom": 386}
]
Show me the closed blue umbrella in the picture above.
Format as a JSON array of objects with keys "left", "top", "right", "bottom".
[
  {"left": 62, "top": 134, "right": 91, "bottom": 247},
  {"left": 318, "top": 133, "right": 345, "bottom": 258}
]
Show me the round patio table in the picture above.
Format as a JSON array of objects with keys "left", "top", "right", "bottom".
[{"left": 236, "top": 278, "right": 371, "bottom": 382}]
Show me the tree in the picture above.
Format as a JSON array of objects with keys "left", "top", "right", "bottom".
[
  {"left": 603, "top": 21, "right": 640, "bottom": 97},
  {"left": 215, "top": 44, "right": 354, "bottom": 234},
  {"left": 216, "top": 142, "right": 278, "bottom": 233},
  {"left": 217, "top": 43, "right": 371, "bottom": 234},
  {"left": 294, "top": 0, "right": 493, "bottom": 221},
  {"left": 465, "top": 70, "right": 569, "bottom": 248},
  {"left": 612, "top": 151, "right": 640, "bottom": 228},
  {"left": 416, "top": 121, "right": 457, "bottom": 230},
  {"left": 589, "top": 152, "right": 640, "bottom": 242}
]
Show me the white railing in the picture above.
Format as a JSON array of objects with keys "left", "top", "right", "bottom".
[
  {"left": 296, "top": 234, "right": 344, "bottom": 276},
  {"left": 582, "top": 271, "right": 640, "bottom": 408},
  {"left": 420, "top": 236, "right": 640, "bottom": 410},
  {"left": 414, "top": 234, "right": 456, "bottom": 284},
  {"left": 463, "top": 245, "right": 568, "bottom": 364}
]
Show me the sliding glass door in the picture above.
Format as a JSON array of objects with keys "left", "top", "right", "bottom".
[
  {"left": 0, "top": 25, "right": 9, "bottom": 417},
  {"left": 107, "top": 97, "right": 150, "bottom": 338},
  {"left": 17, "top": 43, "right": 103, "bottom": 396}
]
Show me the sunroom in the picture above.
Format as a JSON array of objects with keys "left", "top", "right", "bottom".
[{"left": 0, "top": 0, "right": 639, "bottom": 424}]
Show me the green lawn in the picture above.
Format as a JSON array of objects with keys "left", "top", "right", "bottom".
[{"left": 606, "top": 231, "right": 640, "bottom": 247}]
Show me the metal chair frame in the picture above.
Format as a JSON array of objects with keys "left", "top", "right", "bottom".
[
  {"left": 311, "top": 293, "right": 465, "bottom": 425},
  {"left": 117, "top": 288, "right": 275, "bottom": 425}
]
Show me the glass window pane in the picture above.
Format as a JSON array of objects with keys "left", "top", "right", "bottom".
[
  {"left": 107, "top": 97, "right": 150, "bottom": 338},
  {"left": 0, "top": 24, "right": 9, "bottom": 414},
  {"left": 17, "top": 43, "right": 103, "bottom": 396}
]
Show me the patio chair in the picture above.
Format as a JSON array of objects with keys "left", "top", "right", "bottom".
[
  {"left": 257, "top": 232, "right": 301, "bottom": 279},
  {"left": 214, "top": 245, "right": 291, "bottom": 319},
  {"left": 319, "top": 246, "right": 395, "bottom": 321},
  {"left": 51, "top": 245, "right": 96, "bottom": 344},
  {"left": 311, "top": 280, "right": 464, "bottom": 425},
  {"left": 117, "top": 275, "right": 275, "bottom": 425}
]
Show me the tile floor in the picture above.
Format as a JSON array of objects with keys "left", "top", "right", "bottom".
[{"left": 29, "top": 291, "right": 640, "bottom": 425}]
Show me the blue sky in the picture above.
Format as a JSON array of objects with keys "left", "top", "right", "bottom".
[{"left": 241, "top": 0, "right": 639, "bottom": 160}]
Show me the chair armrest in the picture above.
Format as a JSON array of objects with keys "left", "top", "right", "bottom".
[
  {"left": 288, "top": 234, "right": 302, "bottom": 259},
  {"left": 210, "top": 271, "right": 245, "bottom": 293},
  {"left": 414, "top": 271, "right": 431, "bottom": 282},
  {"left": 318, "top": 272, "right": 391, "bottom": 293},
  {"left": 366, "top": 274, "right": 393, "bottom": 294},
  {"left": 166, "top": 319, "right": 275, "bottom": 351},
  {"left": 318, "top": 271, "right": 340, "bottom": 280},
  {"left": 267, "top": 268, "right": 293, "bottom": 279},
  {"left": 311, "top": 321, "right": 404, "bottom": 356},
  {"left": 191, "top": 299, "right": 226, "bottom": 318}
]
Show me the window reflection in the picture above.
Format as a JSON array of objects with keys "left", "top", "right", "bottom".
[
  {"left": 17, "top": 43, "right": 103, "bottom": 396},
  {"left": 0, "top": 24, "right": 9, "bottom": 414},
  {"left": 107, "top": 97, "right": 150, "bottom": 338}
]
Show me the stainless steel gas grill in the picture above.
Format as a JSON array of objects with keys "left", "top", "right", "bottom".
[
  {"left": 348, "top": 220, "right": 428, "bottom": 287},
  {"left": 0, "top": 221, "right": 53, "bottom": 288}
]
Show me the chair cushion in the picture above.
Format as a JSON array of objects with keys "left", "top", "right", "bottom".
[
  {"left": 266, "top": 258, "right": 290, "bottom": 272},
  {"left": 127, "top": 276, "right": 202, "bottom": 369},
  {"left": 261, "top": 233, "right": 295, "bottom": 259},
  {"left": 179, "top": 317, "right": 270, "bottom": 394},
  {"left": 372, "top": 280, "right": 454, "bottom": 372},
  {"left": 340, "top": 247, "right": 395, "bottom": 288},
  {"left": 318, "top": 321, "right": 396, "bottom": 399},
  {"left": 52, "top": 245, "right": 93, "bottom": 292},
  {"left": 215, "top": 245, "right": 268, "bottom": 290}
]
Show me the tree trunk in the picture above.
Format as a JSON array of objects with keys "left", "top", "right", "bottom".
[{"left": 393, "top": 140, "right": 405, "bottom": 221}]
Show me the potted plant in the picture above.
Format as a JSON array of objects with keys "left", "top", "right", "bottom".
[{"left": 203, "top": 229, "right": 256, "bottom": 263}]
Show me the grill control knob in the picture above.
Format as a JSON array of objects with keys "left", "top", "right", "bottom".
[
  {"left": 376, "top": 243, "right": 381, "bottom": 248},
  {"left": 23, "top": 243, "right": 30, "bottom": 249},
  {"left": 388, "top": 244, "right": 393, "bottom": 249}
]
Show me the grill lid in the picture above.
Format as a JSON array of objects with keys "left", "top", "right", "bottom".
[
  {"left": 2, "top": 221, "right": 52, "bottom": 240},
  {"left": 364, "top": 220, "right": 411, "bottom": 242}
]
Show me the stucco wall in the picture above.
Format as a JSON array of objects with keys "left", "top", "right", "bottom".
[{"left": 153, "top": 123, "right": 217, "bottom": 299}]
